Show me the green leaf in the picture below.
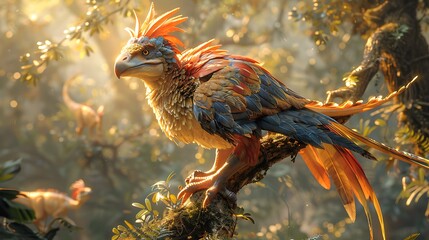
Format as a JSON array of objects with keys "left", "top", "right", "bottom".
[
  {"left": 117, "top": 225, "right": 126, "bottom": 232},
  {"left": 124, "top": 220, "right": 135, "bottom": 231},
  {"left": 374, "top": 119, "right": 386, "bottom": 127},
  {"left": 166, "top": 172, "right": 175, "bottom": 184},
  {"left": 135, "top": 209, "right": 149, "bottom": 219},
  {"left": 0, "top": 189, "right": 22, "bottom": 200},
  {"left": 403, "top": 233, "right": 420, "bottom": 240},
  {"left": 131, "top": 202, "right": 146, "bottom": 209},
  {"left": 0, "top": 198, "right": 35, "bottom": 222},
  {"left": 169, "top": 194, "right": 177, "bottom": 204},
  {"left": 0, "top": 159, "right": 22, "bottom": 182},
  {"left": 418, "top": 168, "right": 425, "bottom": 181},
  {"left": 145, "top": 198, "right": 152, "bottom": 211}
]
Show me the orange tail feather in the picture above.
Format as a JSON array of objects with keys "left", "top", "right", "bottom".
[
  {"left": 300, "top": 145, "right": 386, "bottom": 240},
  {"left": 300, "top": 147, "right": 330, "bottom": 189},
  {"left": 306, "top": 77, "right": 417, "bottom": 118}
]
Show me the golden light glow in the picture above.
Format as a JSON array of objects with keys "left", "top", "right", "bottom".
[
  {"left": 5, "top": 31, "right": 13, "bottom": 38},
  {"left": 129, "top": 81, "right": 139, "bottom": 90},
  {"left": 109, "top": 127, "right": 117, "bottom": 135},
  {"left": 9, "top": 100, "right": 18, "bottom": 108},
  {"left": 30, "top": 14, "right": 38, "bottom": 21},
  {"left": 149, "top": 128, "right": 158, "bottom": 136},
  {"left": 13, "top": 72, "right": 21, "bottom": 80}
]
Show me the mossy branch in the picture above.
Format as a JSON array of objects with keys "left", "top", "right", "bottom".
[{"left": 159, "top": 134, "right": 305, "bottom": 239}]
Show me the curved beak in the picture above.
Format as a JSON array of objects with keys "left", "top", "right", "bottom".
[
  {"left": 114, "top": 52, "right": 131, "bottom": 79},
  {"left": 114, "top": 52, "right": 163, "bottom": 79}
]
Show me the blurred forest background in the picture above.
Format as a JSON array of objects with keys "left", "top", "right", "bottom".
[{"left": 0, "top": 0, "right": 428, "bottom": 239}]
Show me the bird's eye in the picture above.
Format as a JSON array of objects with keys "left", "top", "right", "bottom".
[{"left": 142, "top": 49, "right": 149, "bottom": 56}]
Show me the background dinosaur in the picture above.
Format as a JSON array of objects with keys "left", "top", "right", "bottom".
[
  {"left": 63, "top": 75, "right": 104, "bottom": 140},
  {"left": 14, "top": 179, "right": 91, "bottom": 232}
]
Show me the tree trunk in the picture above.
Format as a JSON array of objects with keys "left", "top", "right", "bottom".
[{"left": 326, "top": 0, "right": 429, "bottom": 154}]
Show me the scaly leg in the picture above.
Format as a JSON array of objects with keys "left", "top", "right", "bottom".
[
  {"left": 178, "top": 154, "right": 246, "bottom": 207},
  {"left": 178, "top": 135, "right": 260, "bottom": 207},
  {"left": 186, "top": 148, "right": 233, "bottom": 184}
]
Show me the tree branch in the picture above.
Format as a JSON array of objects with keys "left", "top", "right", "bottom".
[
  {"left": 326, "top": 0, "right": 429, "bottom": 153},
  {"left": 159, "top": 134, "right": 305, "bottom": 239}
]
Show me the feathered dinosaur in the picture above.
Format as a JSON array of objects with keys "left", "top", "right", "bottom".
[
  {"left": 113, "top": 4, "right": 429, "bottom": 239},
  {"left": 14, "top": 179, "right": 91, "bottom": 232},
  {"left": 63, "top": 75, "right": 104, "bottom": 139}
]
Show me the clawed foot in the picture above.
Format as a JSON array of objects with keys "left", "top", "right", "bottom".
[
  {"left": 178, "top": 173, "right": 237, "bottom": 208},
  {"left": 179, "top": 149, "right": 245, "bottom": 208},
  {"left": 185, "top": 170, "right": 213, "bottom": 184}
]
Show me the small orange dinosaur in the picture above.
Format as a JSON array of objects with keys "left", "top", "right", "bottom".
[
  {"left": 14, "top": 179, "right": 91, "bottom": 232},
  {"left": 63, "top": 75, "right": 104, "bottom": 140}
]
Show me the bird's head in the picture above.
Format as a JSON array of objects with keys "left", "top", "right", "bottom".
[{"left": 114, "top": 3, "right": 187, "bottom": 87}]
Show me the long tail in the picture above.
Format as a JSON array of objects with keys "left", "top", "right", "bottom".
[
  {"left": 328, "top": 122, "right": 429, "bottom": 169},
  {"left": 300, "top": 145, "right": 385, "bottom": 240},
  {"left": 306, "top": 77, "right": 417, "bottom": 117},
  {"left": 62, "top": 75, "right": 82, "bottom": 110}
]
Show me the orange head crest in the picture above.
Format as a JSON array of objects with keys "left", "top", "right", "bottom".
[
  {"left": 115, "top": 4, "right": 187, "bottom": 79},
  {"left": 70, "top": 179, "right": 92, "bottom": 200},
  {"left": 124, "top": 3, "right": 187, "bottom": 55}
]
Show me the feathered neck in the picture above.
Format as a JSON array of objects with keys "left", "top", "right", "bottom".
[
  {"left": 144, "top": 61, "right": 198, "bottom": 143},
  {"left": 145, "top": 61, "right": 196, "bottom": 102}
]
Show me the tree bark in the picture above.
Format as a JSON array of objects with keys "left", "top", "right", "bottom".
[{"left": 326, "top": 0, "right": 429, "bottom": 153}]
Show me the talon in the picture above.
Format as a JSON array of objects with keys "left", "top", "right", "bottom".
[
  {"left": 186, "top": 176, "right": 211, "bottom": 184},
  {"left": 185, "top": 170, "right": 201, "bottom": 184},
  {"left": 177, "top": 177, "right": 214, "bottom": 205},
  {"left": 179, "top": 149, "right": 248, "bottom": 208},
  {"left": 177, "top": 189, "right": 192, "bottom": 204},
  {"left": 185, "top": 170, "right": 212, "bottom": 184}
]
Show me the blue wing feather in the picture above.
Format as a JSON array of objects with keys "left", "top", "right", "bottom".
[{"left": 192, "top": 57, "right": 370, "bottom": 156}]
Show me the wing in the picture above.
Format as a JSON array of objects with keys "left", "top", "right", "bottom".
[{"left": 191, "top": 53, "right": 309, "bottom": 143}]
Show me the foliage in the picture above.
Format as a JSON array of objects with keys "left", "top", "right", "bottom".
[
  {"left": 403, "top": 233, "right": 421, "bottom": 240},
  {"left": 398, "top": 168, "right": 429, "bottom": 217},
  {"left": 111, "top": 173, "right": 179, "bottom": 240},
  {"left": 18, "top": 0, "right": 134, "bottom": 84},
  {"left": 111, "top": 173, "right": 260, "bottom": 240},
  {"left": 0, "top": 159, "right": 43, "bottom": 239},
  {"left": 0, "top": 159, "right": 35, "bottom": 223},
  {"left": 0, "top": 159, "right": 80, "bottom": 239},
  {"left": 288, "top": 0, "right": 373, "bottom": 44}
]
